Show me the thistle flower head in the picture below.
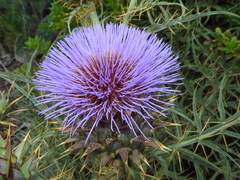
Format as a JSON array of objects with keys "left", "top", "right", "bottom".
[{"left": 34, "top": 23, "right": 182, "bottom": 143}]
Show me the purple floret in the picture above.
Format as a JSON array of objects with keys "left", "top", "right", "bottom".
[{"left": 34, "top": 23, "right": 182, "bottom": 144}]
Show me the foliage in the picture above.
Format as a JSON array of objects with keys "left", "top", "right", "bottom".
[
  {"left": 25, "top": 36, "right": 52, "bottom": 55},
  {"left": 209, "top": 27, "right": 240, "bottom": 59},
  {"left": 0, "top": 0, "right": 239, "bottom": 179},
  {"left": 0, "top": 0, "right": 52, "bottom": 50},
  {"left": 0, "top": 83, "right": 27, "bottom": 130},
  {"left": 0, "top": 128, "right": 44, "bottom": 180}
]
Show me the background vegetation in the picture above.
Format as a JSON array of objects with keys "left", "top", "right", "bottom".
[{"left": 0, "top": 0, "right": 240, "bottom": 179}]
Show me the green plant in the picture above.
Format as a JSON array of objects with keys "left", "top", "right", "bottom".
[
  {"left": 24, "top": 36, "right": 52, "bottom": 56},
  {"left": 0, "top": 83, "right": 27, "bottom": 128},
  {"left": 209, "top": 27, "right": 240, "bottom": 59},
  {"left": 0, "top": 128, "right": 44, "bottom": 180},
  {"left": 1, "top": 0, "right": 240, "bottom": 179},
  {"left": 0, "top": 0, "right": 52, "bottom": 63}
]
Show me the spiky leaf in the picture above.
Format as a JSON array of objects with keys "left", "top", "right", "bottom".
[{"left": 115, "top": 147, "right": 131, "bottom": 165}]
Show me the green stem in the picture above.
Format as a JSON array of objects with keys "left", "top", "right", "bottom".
[
  {"left": 123, "top": 0, "right": 136, "bottom": 26},
  {"left": 89, "top": 2, "right": 100, "bottom": 25}
]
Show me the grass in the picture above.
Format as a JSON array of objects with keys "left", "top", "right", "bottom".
[{"left": 0, "top": 0, "right": 240, "bottom": 179}]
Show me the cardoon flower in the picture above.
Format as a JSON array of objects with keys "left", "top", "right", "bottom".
[{"left": 34, "top": 23, "right": 181, "bottom": 144}]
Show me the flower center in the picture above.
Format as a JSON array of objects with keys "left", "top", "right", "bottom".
[{"left": 72, "top": 52, "right": 135, "bottom": 109}]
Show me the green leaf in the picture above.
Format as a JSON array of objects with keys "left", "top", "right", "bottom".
[
  {"left": 222, "top": 155, "right": 232, "bottom": 180},
  {"left": 100, "top": 152, "right": 112, "bottom": 169},
  {"left": 24, "top": 36, "right": 51, "bottom": 55},
  {"left": 223, "top": 130, "right": 240, "bottom": 139},
  {"left": 200, "top": 140, "right": 240, "bottom": 169},
  {"left": 162, "top": 111, "right": 240, "bottom": 152},
  {"left": 123, "top": 0, "right": 137, "bottom": 26},
  {"left": 149, "top": 11, "right": 240, "bottom": 32},
  {"left": 218, "top": 75, "right": 226, "bottom": 122},
  {"left": 194, "top": 163, "right": 205, "bottom": 180},
  {"left": 225, "top": 36, "right": 238, "bottom": 49},
  {"left": 179, "top": 147, "right": 220, "bottom": 171},
  {"left": 168, "top": 108, "right": 195, "bottom": 126},
  {"left": 26, "top": 48, "right": 38, "bottom": 78},
  {"left": 14, "top": 132, "right": 30, "bottom": 165},
  {"left": 215, "top": 27, "right": 223, "bottom": 38},
  {"left": 193, "top": 89, "right": 202, "bottom": 132},
  {"left": 0, "top": 136, "right": 5, "bottom": 146},
  {"left": 21, "top": 152, "right": 36, "bottom": 178}
]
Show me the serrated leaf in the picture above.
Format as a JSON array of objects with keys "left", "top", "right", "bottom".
[
  {"left": 100, "top": 152, "right": 113, "bottom": 170},
  {"left": 57, "top": 135, "right": 82, "bottom": 146},
  {"left": 129, "top": 150, "right": 144, "bottom": 173},
  {"left": 115, "top": 147, "right": 131, "bottom": 165},
  {"left": 114, "top": 158, "right": 122, "bottom": 173},
  {"left": 72, "top": 140, "right": 86, "bottom": 150},
  {"left": 139, "top": 153, "right": 151, "bottom": 168},
  {"left": 80, "top": 150, "right": 101, "bottom": 172},
  {"left": 143, "top": 138, "right": 171, "bottom": 152},
  {"left": 21, "top": 152, "right": 36, "bottom": 178},
  {"left": 132, "top": 136, "right": 145, "bottom": 143},
  {"left": 82, "top": 143, "right": 102, "bottom": 157},
  {"left": 14, "top": 132, "right": 30, "bottom": 165},
  {"left": 62, "top": 140, "right": 85, "bottom": 154},
  {"left": 152, "top": 121, "right": 171, "bottom": 129}
]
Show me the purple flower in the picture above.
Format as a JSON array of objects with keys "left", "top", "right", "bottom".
[{"left": 34, "top": 23, "right": 182, "bottom": 143}]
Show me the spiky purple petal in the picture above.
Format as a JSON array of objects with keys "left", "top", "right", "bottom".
[{"left": 34, "top": 23, "right": 182, "bottom": 144}]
